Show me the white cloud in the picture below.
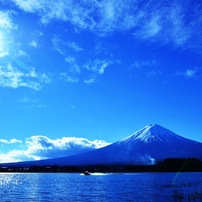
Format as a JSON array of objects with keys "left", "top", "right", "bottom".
[
  {"left": 0, "top": 135, "right": 110, "bottom": 163},
  {"left": 20, "top": 97, "right": 38, "bottom": 103},
  {"left": 52, "top": 35, "right": 64, "bottom": 55},
  {"left": 19, "top": 97, "right": 46, "bottom": 109},
  {"left": 82, "top": 60, "right": 112, "bottom": 83},
  {"left": 0, "top": 64, "right": 51, "bottom": 90},
  {"left": 0, "top": 150, "right": 27, "bottom": 163},
  {"left": 52, "top": 36, "right": 111, "bottom": 82},
  {"left": 65, "top": 56, "right": 80, "bottom": 74},
  {"left": 0, "top": 25, "right": 10, "bottom": 58},
  {"left": 0, "top": 10, "right": 16, "bottom": 30},
  {"left": 128, "top": 60, "right": 160, "bottom": 78},
  {"left": 65, "top": 56, "right": 76, "bottom": 64},
  {"left": 67, "top": 42, "right": 83, "bottom": 52},
  {"left": 140, "top": 15, "right": 161, "bottom": 38},
  {"left": 28, "top": 30, "right": 43, "bottom": 48},
  {"left": 60, "top": 56, "right": 112, "bottom": 84},
  {"left": 29, "top": 40, "right": 38, "bottom": 48},
  {"left": 11, "top": 0, "right": 202, "bottom": 50},
  {"left": 85, "top": 60, "right": 109, "bottom": 75},
  {"left": 52, "top": 35, "right": 83, "bottom": 56},
  {"left": 17, "top": 50, "right": 30, "bottom": 58},
  {"left": 12, "top": 0, "right": 46, "bottom": 14},
  {"left": 0, "top": 138, "right": 22, "bottom": 144},
  {"left": 38, "top": 72, "right": 51, "bottom": 83},
  {"left": 12, "top": 0, "right": 135, "bottom": 32},
  {"left": 32, "top": 30, "right": 43, "bottom": 37},
  {"left": 0, "top": 51, "right": 8, "bottom": 58},
  {"left": 60, "top": 73, "right": 79, "bottom": 83},
  {"left": 84, "top": 78, "right": 95, "bottom": 84},
  {"left": 177, "top": 68, "right": 198, "bottom": 79},
  {"left": 146, "top": 70, "right": 162, "bottom": 77},
  {"left": 184, "top": 69, "right": 197, "bottom": 78},
  {"left": 131, "top": 60, "right": 157, "bottom": 69}
]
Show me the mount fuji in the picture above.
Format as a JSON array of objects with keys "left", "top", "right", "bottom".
[{"left": 3, "top": 124, "right": 202, "bottom": 166}]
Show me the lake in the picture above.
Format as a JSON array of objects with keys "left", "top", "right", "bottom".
[{"left": 0, "top": 172, "right": 201, "bottom": 201}]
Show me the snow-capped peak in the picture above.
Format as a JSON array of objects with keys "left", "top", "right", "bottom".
[{"left": 122, "top": 124, "right": 188, "bottom": 143}]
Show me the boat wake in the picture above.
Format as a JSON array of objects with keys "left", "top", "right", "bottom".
[
  {"left": 91, "top": 172, "right": 108, "bottom": 176},
  {"left": 80, "top": 172, "right": 110, "bottom": 176}
]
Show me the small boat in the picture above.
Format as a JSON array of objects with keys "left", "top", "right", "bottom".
[{"left": 83, "top": 171, "right": 90, "bottom": 175}]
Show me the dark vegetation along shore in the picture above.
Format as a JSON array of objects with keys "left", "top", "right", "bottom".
[{"left": 0, "top": 158, "right": 202, "bottom": 173}]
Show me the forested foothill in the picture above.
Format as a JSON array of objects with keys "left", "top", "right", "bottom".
[{"left": 0, "top": 158, "right": 202, "bottom": 173}]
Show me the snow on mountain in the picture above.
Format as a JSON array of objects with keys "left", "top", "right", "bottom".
[
  {"left": 2, "top": 124, "right": 202, "bottom": 166},
  {"left": 120, "top": 124, "right": 197, "bottom": 143},
  {"left": 114, "top": 124, "right": 202, "bottom": 163}
]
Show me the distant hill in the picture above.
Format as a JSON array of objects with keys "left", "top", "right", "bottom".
[{"left": 2, "top": 124, "right": 202, "bottom": 167}]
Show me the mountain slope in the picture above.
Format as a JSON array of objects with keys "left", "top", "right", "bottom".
[
  {"left": 115, "top": 124, "right": 202, "bottom": 162},
  {"left": 3, "top": 124, "right": 202, "bottom": 166}
]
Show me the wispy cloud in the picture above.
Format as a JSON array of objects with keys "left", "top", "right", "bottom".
[
  {"left": 29, "top": 40, "right": 38, "bottom": 48},
  {"left": 28, "top": 30, "right": 43, "bottom": 48},
  {"left": 0, "top": 64, "right": 51, "bottom": 90},
  {"left": 0, "top": 32, "right": 9, "bottom": 58},
  {"left": 84, "top": 78, "right": 95, "bottom": 84},
  {"left": 146, "top": 70, "right": 162, "bottom": 78},
  {"left": 32, "top": 30, "right": 43, "bottom": 37},
  {"left": 20, "top": 97, "right": 38, "bottom": 103},
  {"left": 131, "top": 60, "right": 158, "bottom": 69},
  {"left": 67, "top": 42, "right": 83, "bottom": 52},
  {"left": 84, "top": 59, "right": 110, "bottom": 75},
  {"left": 0, "top": 135, "right": 110, "bottom": 163},
  {"left": 184, "top": 69, "right": 197, "bottom": 78},
  {"left": 52, "top": 34, "right": 111, "bottom": 82},
  {"left": 12, "top": 0, "right": 135, "bottom": 32},
  {"left": 52, "top": 35, "right": 82, "bottom": 55},
  {"left": 11, "top": 0, "right": 202, "bottom": 51},
  {"left": 0, "top": 10, "right": 16, "bottom": 57},
  {"left": 129, "top": 60, "right": 161, "bottom": 78},
  {"left": 19, "top": 97, "right": 46, "bottom": 109},
  {"left": 52, "top": 35, "right": 64, "bottom": 55},
  {"left": 16, "top": 50, "right": 30, "bottom": 58},
  {"left": 81, "top": 59, "right": 110, "bottom": 83},
  {"left": 60, "top": 73, "right": 79, "bottom": 83},
  {"left": 0, "top": 50, "right": 8, "bottom": 58},
  {"left": 177, "top": 68, "right": 198, "bottom": 79},
  {"left": 137, "top": 2, "right": 192, "bottom": 48},
  {"left": 0, "top": 10, "right": 16, "bottom": 30},
  {"left": 0, "top": 138, "right": 22, "bottom": 144},
  {"left": 65, "top": 56, "right": 80, "bottom": 74}
]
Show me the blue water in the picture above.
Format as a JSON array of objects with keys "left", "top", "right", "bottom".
[{"left": 0, "top": 172, "right": 201, "bottom": 201}]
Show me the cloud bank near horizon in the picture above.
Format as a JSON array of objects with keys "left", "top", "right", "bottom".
[{"left": 0, "top": 136, "right": 110, "bottom": 163}]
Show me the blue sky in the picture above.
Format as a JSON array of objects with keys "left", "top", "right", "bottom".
[{"left": 0, "top": 0, "right": 202, "bottom": 163}]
